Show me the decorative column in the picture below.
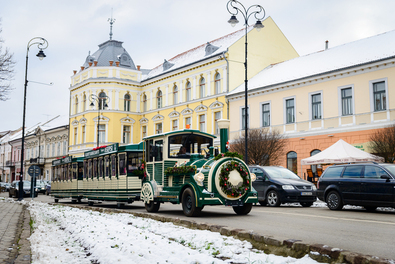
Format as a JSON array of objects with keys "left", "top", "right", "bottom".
[
  {"left": 192, "top": 76, "right": 197, "bottom": 100},
  {"left": 150, "top": 90, "right": 154, "bottom": 110},
  {"left": 206, "top": 71, "right": 211, "bottom": 97},
  {"left": 222, "top": 66, "right": 228, "bottom": 93},
  {"left": 136, "top": 92, "right": 141, "bottom": 113},
  {"left": 165, "top": 85, "right": 169, "bottom": 107},
  {"left": 179, "top": 80, "right": 183, "bottom": 103}
]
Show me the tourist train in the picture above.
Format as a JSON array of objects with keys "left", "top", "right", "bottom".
[{"left": 51, "top": 120, "right": 258, "bottom": 216}]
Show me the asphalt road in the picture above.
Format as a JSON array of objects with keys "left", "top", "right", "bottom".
[{"left": 7, "top": 193, "right": 395, "bottom": 261}]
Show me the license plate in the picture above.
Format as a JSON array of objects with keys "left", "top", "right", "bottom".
[{"left": 301, "top": 192, "right": 312, "bottom": 196}]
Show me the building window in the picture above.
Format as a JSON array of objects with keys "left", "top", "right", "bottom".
[
  {"left": 172, "top": 119, "right": 178, "bottom": 131},
  {"left": 373, "top": 81, "right": 386, "bottom": 111},
  {"left": 98, "top": 124, "right": 106, "bottom": 143},
  {"left": 173, "top": 85, "right": 178, "bottom": 105},
  {"left": 98, "top": 92, "right": 108, "bottom": 110},
  {"left": 83, "top": 94, "right": 86, "bottom": 111},
  {"left": 262, "top": 103, "right": 270, "bottom": 127},
  {"left": 214, "top": 73, "right": 221, "bottom": 94},
  {"left": 82, "top": 125, "right": 86, "bottom": 143},
  {"left": 214, "top": 111, "right": 221, "bottom": 134},
  {"left": 52, "top": 143, "right": 55, "bottom": 157},
  {"left": 124, "top": 94, "right": 130, "bottom": 111},
  {"left": 341, "top": 88, "right": 353, "bottom": 116},
  {"left": 156, "top": 123, "right": 162, "bottom": 134},
  {"left": 311, "top": 93, "right": 322, "bottom": 120},
  {"left": 74, "top": 128, "right": 78, "bottom": 145},
  {"left": 57, "top": 142, "right": 61, "bottom": 156},
  {"left": 123, "top": 125, "right": 130, "bottom": 144},
  {"left": 46, "top": 144, "right": 49, "bottom": 158},
  {"left": 185, "top": 117, "right": 191, "bottom": 129},
  {"left": 74, "top": 97, "right": 78, "bottom": 114},
  {"left": 241, "top": 107, "right": 249, "bottom": 129},
  {"left": 185, "top": 82, "right": 191, "bottom": 102},
  {"left": 142, "top": 94, "right": 147, "bottom": 112},
  {"left": 63, "top": 141, "right": 67, "bottom": 155},
  {"left": 199, "top": 114, "right": 206, "bottom": 132},
  {"left": 199, "top": 78, "right": 205, "bottom": 99},
  {"left": 142, "top": 125, "right": 147, "bottom": 138},
  {"left": 287, "top": 151, "right": 297, "bottom": 174},
  {"left": 157, "top": 90, "right": 162, "bottom": 109},
  {"left": 286, "top": 99, "right": 295, "bottom": 124}
]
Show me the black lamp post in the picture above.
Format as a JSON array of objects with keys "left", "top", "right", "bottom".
[
  {"left": 89, "top": 94, "right": 109, "bottom": 147},
  {"left": 226, "top": 0, "right": 265, "bottom": 164},
  {"left": 19, "top": 37, "right": 49, "bottom": 201}
]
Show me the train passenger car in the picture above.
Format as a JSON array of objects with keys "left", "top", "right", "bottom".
[
  {"left": 81, "top": 142, "right": 144, "bottom": 207},
  {"left": 51, "top": 156, "right": 83, "bottom": 203},
  {"left": 140, "top": 119, "right": 258, "bottom": 216}
]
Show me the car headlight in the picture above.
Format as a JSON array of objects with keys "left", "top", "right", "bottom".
[
  {"left": 282, "top": 185, "right": 295, "bottom": 190},
  {"left": 250, "top": 173, "right": 257, "bottom": 182},
  {"left": 193, "top": 172, "right": 205, "bottom": 186},
  {"left": 35, "top": 188, "right": 38, "bottom": 192},
  {"left": 312, "top": 185, "right": 317, "bottom": 191}
]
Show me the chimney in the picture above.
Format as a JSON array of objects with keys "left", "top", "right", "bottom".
[
  {"left": 325, "top": 40, "right": 329, "bottom": 50},
  {"left": 137, "top": 65, "right": 141, "bottom": 71},
  {"left": 109, "top": 60, "right": 114, "bottom": 66},
  {"left": 73, "top": 70, "right": 77, "bottom": 75},
  {"left": 115, "top": 61, "right": 120, "bottom": 67},
  {"left": 94, "top": 61, "right": 98, "bottom": 66}
]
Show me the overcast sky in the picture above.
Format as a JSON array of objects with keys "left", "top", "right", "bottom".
[{"left": 1, "top": 0, "right": 395, "bottom": 132}]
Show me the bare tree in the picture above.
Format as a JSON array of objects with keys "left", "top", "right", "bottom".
[
  {"left": 230, "top": 128, "right": 287, "bottom": 165},
  {"left": 369, "top": 124, "right": 395, "bottom": 163},
  {"left": 0, "top": 19, "right": 15, "bottom": 101}
]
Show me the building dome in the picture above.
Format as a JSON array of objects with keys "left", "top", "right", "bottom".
[{"left": 82, "top": 40, "right": 136, "bottom": 70}]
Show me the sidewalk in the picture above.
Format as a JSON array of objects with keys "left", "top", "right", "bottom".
[{"left": 0, "top": 193, "right": 31, "bottom": 264}]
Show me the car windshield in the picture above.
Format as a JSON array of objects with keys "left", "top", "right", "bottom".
[
  {"left": 264, "top": 167, "right": 300, "bottom": 179},
  {"left": 23, "top": 181, "right": 31, "bottom": 187},
  {"left": 381, "top": 164, "right": 395, "bottom": 177}
]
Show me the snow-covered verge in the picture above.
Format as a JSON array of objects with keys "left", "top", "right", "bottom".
[{"left": 24, "top": 201, "right": 323, "bottom": 264}]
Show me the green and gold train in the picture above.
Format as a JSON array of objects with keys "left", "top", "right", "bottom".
[{"left": 51, "top": 120, "right": 258, "bottom": 216}]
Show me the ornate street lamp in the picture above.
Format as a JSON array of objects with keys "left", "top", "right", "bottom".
[
  {"left": 19, "top": 37, "right": 49, "bottom": 201},
  {"left": 226, "top": 0, "right": 265, "bottom": 164},
  {"left": 89, "top": 94, "right": 109, "bottom": 147}
]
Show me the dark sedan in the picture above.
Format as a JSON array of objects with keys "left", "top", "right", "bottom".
[
  {"left": 250, "top": 166, "right": 317, "bottom": 207},
  {"left": 9, "top": 181, "right": 38, "bottom": 198}
]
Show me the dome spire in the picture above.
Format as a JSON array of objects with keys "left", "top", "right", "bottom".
[{"left": 108, "top": 9, "right": 116, "bottom": 40}]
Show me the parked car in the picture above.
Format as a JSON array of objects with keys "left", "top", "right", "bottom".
[
  {"left": 35, "top": 180, "right": 47, "bottom": 194},
  {"left": 317, "top": 163, "right": 395, "bottom": 211},
  {"left": 9, "top": 181, "right": 38, "bottom": 198},
  {"left": 249, "top": 166, "right": 317, "bottom": 207},
  {"left": 45, "top": 182, "right": 51, "bottom": 195},
  {"left": 0, "top": 182, "right": 7, "bottom": 192}
]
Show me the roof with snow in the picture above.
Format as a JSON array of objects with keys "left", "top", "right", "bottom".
[
  {"left": 229, "top": 29, "right": 395, "bottom": 96},
  {"left": 142, "top": 27, "right": 252, "bottom": 81}
]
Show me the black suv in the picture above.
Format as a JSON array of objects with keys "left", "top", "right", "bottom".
[{"left": 317, "top": 163, "right": 395, "bottom": 210}]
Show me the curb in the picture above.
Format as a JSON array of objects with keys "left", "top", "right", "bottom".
[{"left": 13, "top": 205, "right": 31, "bottom": 264}]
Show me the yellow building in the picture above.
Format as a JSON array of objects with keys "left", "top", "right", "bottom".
[
  {"left": 227, "top": 30, "right": 395, "bottom": 178},
  {"left": 68, "top": 17, "right": 298, "bottom": 157}
]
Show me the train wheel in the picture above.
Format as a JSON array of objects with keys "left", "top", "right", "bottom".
[
  {"left": 233, "top": 203, "right": 252, "bottom": 215},
  {"left": 88, "top": 201, "right": 94, "bottom": 206},
  {"left": 145, "top": 201, "right": 160, "bottom": 212},
  {"left": 182, "top": 188, "right": 202, "bottom": 217}
]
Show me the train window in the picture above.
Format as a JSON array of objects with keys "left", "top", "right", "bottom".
[
  {"left": 88, "top": 160, "right": 92, "bottom": 179},
  {"left": 72, "top": 163, "right": 77, "bottom": 180},
  {"left": 146, "top": 139, "right": 154, "bottom": 162},
  {"left": 105, "top": 156, "right": 110, "bottom": 177},
  {"left": 93, "top": 159, "right": 97, "bottom": 179},
  {"left": 78, "top": 163, "right": 83, "bottom": 180},
  {"left": 98, "top": 158, "right": 104, "bottom": 178},
  {"left": 83, "top": 160, "right": 88, "bottom": 180},
  {"left": 168, "top": 134, "right": 213, "bottom": 159},
  {"left": 111, "top": 155, "right": 117, "bottom": 177},
  {"left": 127, "top": 152, "right": 143, "bottom": 173},
  {"left": 119, "top": 153, "right": 127, "bottom": 176},
  {"left": 68, "top": 164, "right": 72, "bottom": 181},
  {"left": 154, "top": 140, "right": 163, "bottom": 161}
]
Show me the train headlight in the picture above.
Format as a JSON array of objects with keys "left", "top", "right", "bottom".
[
  {"left": 194, "top": 172, "right": 205, "bottom": 186},
  {"left": 250, "top": 173, "right": 257, "bottom": 182}
]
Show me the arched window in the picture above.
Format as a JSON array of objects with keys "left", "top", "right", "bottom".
[
  {"left": 157, "top": 90, "right": 162, "bottom": 109},
  {"left": 74, "top": 97, "right": 78, "bottom": 114},
  {"left": 185, "top": 81, "right": 191, "bottom": 102},
  {"left": 287, "top": 151, "right": 297, "bottom": 174},
  {"left": 173, "top": 85, "right": 178, "bottom": 105},
  {"left": 124, "top": 93, "right": 130, "bottom": 111},
  {"left": 83, "top": 94, "right": 86, "bottom": 112},
  {"left": 98, "top": 92, "right": 107, "bottom": 110},
  {"left": 214, "top": 73, "right": 221, "bottom": 94},
  {"left": 142, "top": 94, "right": 147, "bottom": 112},
  {"left": 199, "top": 78, "right": 205, "bottom": 98}
]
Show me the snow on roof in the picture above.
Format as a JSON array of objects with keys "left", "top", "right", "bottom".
[
  {"left": 229, "top": 29, "right": 395, "bottom": 95},
  {"left": 40, "top": 115, "right": 69, "bottom": 132},
  {"left": 143, "top": 27, "right": 252, "bottom": 81}
]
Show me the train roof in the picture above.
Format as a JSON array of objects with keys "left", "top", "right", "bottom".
[{"left": 143, "top": 129, "right": 217, "bottom": 141}]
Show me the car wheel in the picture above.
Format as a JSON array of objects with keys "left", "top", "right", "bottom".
[
  {"left": 364, "top": 206, "right": 377, "bottom": 211},
  {"left": 300, "top": 202, "right": 313, "bottom": 207},
  {"left": 326, "top": 191, "right": 343, "bottom": 210},
  {"left": 266, "top": 190, "right": 281, "bottom": 207},
  {"left": 182, "top": 188, "right": 202, "bottom": 217},
  {"left": 145, "top": 201, "right": 160, "bottom": 212},
  {"left": 233, "top": 203, "right": 253, "bottom": 215}
]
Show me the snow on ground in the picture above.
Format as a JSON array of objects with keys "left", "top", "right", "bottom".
[{"left": 23, "top": 201, "right": 322, "bottom": 264}]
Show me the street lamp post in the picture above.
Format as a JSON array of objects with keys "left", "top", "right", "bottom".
[
  {"left": 89, "top": 94, "right": 109, "bottom": 147},
  {"left": 226, "top": 0, "right": 265, "bottom": 164},
  {"left": 19, "top": 37, "right": 48, "bottom": 201}
]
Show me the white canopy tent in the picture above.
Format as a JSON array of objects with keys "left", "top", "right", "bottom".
[{"left": 301, "top": 139, "right": 384, "bottom": 166}]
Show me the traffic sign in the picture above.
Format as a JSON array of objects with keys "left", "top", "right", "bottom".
[{"left": 28, "top": 165, "right": 41, "bottom": 177}]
